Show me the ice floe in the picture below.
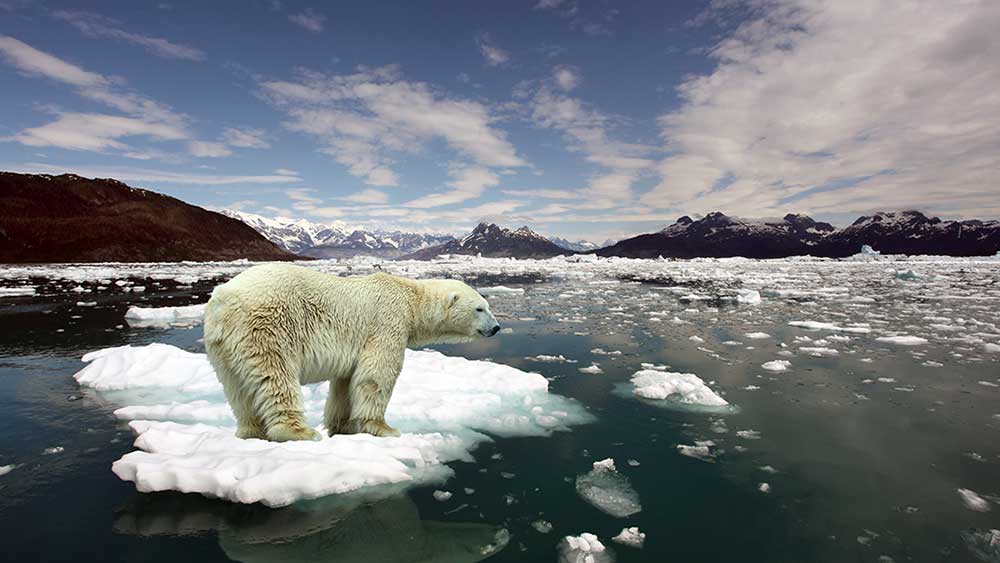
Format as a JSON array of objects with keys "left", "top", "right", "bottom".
[
  {"left": 559, "top": 533, "right": 612, "bottom": 563},
  {"left": 611, "top": 527, "right": 645, "bottom": 548},
  {"left": 124, "top": 303, "right": 208, "bottom": 328},
  {"left": 74, "top": 343, "right": 592, "bottom": 507},
  {"left": 958, "top": 488, "right": 991, "bottom": 512},
  {"left": 875, "top": 335, "right": 929, "bottom": 346},
  {"left": 0, "top": 286, "right": 36, "bottom": 297},
  {"left": 477, "top": 286, "right": 524, "bottom": 296},
  {"left": 575, "top": 458, "right": 642, "bottom": 517},
  {"left": 761, "top": 360, "right": 792, "bottom": 372},
  {"left": 627, "top": 369, "right": 729, "bottom": 409},
  {"left": 788, "top": 321, "right": 871, "bottom": 334}
]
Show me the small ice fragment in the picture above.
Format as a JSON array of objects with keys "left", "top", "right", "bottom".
[
  {"left": 758, "top": 483, "right": 771, "bottom": 493},
  {"left": 0, "top": 464, "right": 14, "bottom": 477},
  {"left": 737, "top": 429, "right": 761, "bottom": 440},
  {"left": 876, "top": 335, "right": 928, "bottom": 346},
  {"left": 611, "top": 527, "right": 646, "bottom": 548},
  {"left": 761, "top": 360, "right": 791, "bottom": 372},
  {"left": 689, "top": 335, "right": 705, "bottom": 343},
  {"left": 958, "top": 488, "right": 991, "bottom": 512},
  {"left": 531, "top": 520, "right": 553, "bottom": 534},
  {"left": 526, "top": 354, "right": 578, "bottom": 363},
  {"left": 559, "top": 533, "right": 611, "bottom": 563},
  {"left": 42, "top": 446, "right": 64, "bottom": 455},
  {"left": 626, "top": 459, "right": 640, "bottom": 466},
  {"left": 579, "top": 364, "right": 603, "bottom": 374},
  {"left": 744, "top": 332, "right": 771, "bottom": 339},
  {"left": 432, "top": 490, "right": 452, "bottom": 501},
  {"left": 575, "top": 459, "right": 642, "bottom": 517},
  {"left": 759, "top": 465, "right": 777, "bottom": 473},
  {"left": 478, "top": 286, "right": 523, "bottom": 296},
  {"left": 736, "top": 289, "right": 762, "bottom": 305},
  {"left": 630, "top": 370, "right": 728, "bottom": 407},
  {"left": 676, "top": 444, "right": 716, "bottom": 463}
]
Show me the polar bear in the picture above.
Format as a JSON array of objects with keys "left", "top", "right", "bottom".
[{"left": 203, "top": 263, "right": 500, "bottom": 442}]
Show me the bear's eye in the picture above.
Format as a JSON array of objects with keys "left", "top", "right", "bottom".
[{"left": 476, "top": 307, "right": 484, "bottom": 312}]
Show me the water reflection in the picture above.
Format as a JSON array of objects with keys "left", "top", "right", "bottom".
[{"left": 115, "top": 492, "right": 509, "bottom": 563}]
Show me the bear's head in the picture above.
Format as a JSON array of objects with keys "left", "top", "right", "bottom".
[{"left": 424, "top": 279, "right": 500, "bottom": 343}]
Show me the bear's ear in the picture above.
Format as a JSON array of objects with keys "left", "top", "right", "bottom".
[{"left": 447, "top": 291, "right": 460, "bottom": 307}]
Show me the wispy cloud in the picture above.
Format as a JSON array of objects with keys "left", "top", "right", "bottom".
[
  {"left": 13, "top": 112, "right": 186, "bottom": 151},
  {"left": 221, "top": 127, "right": 270, "bottom": 149},
  {"left": 476, "top": 33, "right": 510, "bottom": 66},
  {"left": 6, "top": 162, "right": 303, "bottom": 185},
  {"left": 53, "top": 10, "right": 205, "bottom": 61},
  {"left": 288, "top": 9, "right": 325, "bottom": 33},
  {"left": 405, "top": 165, "right": 500, "bottom": 208},
  {"left": 643, "top": 0, "right": 1000, "bottom": 218},
  {"left": 261, "top": 65, "right": 525, "bottom": 187},
  {"left": 188, "top": 140, "right": 232, "bottom": 158}
]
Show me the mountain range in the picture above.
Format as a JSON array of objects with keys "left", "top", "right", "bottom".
[
  {"left": 597, "top": 211, "right": 1000, "bottom": 259},
  {"left": 219, "top": 210, "right": 454, "bottom": 259},
  {"left": 0, "top": 172, "right": 294, "bottom": 263},
  {"left": 402, "top": 222, "right": 570, "bottom": 260}
]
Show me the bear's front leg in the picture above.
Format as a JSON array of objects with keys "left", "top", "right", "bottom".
[{"left": 344, "top": 347, "right": 404, "bottom": 438}]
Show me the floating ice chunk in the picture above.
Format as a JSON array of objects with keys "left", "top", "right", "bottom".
[
  {"left": 689, "top": 335, "right": 705, "bottom": 343},
  {"left": 983, "top": 343, "right": 1000, "bottom": 353},
  {"left": 758, "top": 483, "right": 771, "bottom": 493},
  {"left": 478, "top": 286, "right": 524, "bottom": 296},
  {"left": 526, "top": 354, "right": 577, "bottom": 364},
  {"left": 958, "top": 488, "right": 991, "bottom": 512},
  {"left": 530, "top": 519, "right": 553, "bottom": 534},
  {"left": 74, "top": 343, "right": 592, "bottom": 507},
  {"left": 0, "top": 286, "right": 36, "bottom": 297},
  {"left": 736, "top": 289, "right": 762, "bottom": 305},
  {"left": 612, "top": 527, "right": 645, "bottom": 548},
  {"left": 575, "top": 458, "right": 642, "bottom": 517},
  {"left": 860, "top": 245, "right": 880, "bottom": 256},
  {"left": 676, "top": 442, "right": 716, "bottom": 463},
  {"left": 125, "top": 303, "right": 208, "bottom": 328},
  {"left": 432, "top": 490, "right": 452, "bottom": 501},
  {"left": 759, "top": 465, "right": 777, "bottom": 473},
  {"left": 629, "top": 370, "right": 728, "bottom": 407},
  {"left": 875, "top": 335, "right": 928, "bottom": 346},
  {"left": 744, "top": 332, "right": 771, "bottom": 339},
  {"left": 736, "top": 429, "right": 761, "bottom": 440},
  {"left": 960, "top": 529, "right": 1000, "bottom": 562},
  {"left": 0, "top": 464, "right": 14, "bottom": 477},
  {"left": 789, "top": 321, "right": 871, "bottom": 334},
  {"left": 579, "top": 364, "right": 603, "bottom": 374},
  {"left": 560, "top": 533, "right": 612, "bottom": 563},
  {"left": 761, "top": 360, "right": 791, "bottom": 372},
  {"left": 799, "top": 347, "right": 839, "bottom": 357},
  {"left": 979, "top": 381, "right": 999, "bottom": 388},
  {"left": 590, "top": 348, "right": 621, "bottom": 356},
  {"left": 42, "top": 446, "right": 64, "bottom": 455}
]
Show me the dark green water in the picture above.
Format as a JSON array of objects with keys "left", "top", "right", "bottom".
[{"left": 1, "top": 264, "right": 998, "bottom": 562}]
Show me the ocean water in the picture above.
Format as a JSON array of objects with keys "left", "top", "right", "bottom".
[{"left": 1, "top": 256, "right": 998, "bottom": 562}]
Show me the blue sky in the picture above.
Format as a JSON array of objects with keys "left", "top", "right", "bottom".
[{"left": 2, "top": 0, "right": 998, "bottom": 241}]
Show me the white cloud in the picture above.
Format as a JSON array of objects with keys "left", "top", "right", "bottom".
[
  {"left": 188, "top": 140, "right": 232, "bottom": 158},
  {"left": 261, "top": 65, "right": 525, "bottom": 187},
  {"left": 476, "top": 33, "right": 510, "bottom": 66},
  {"left": 0, "top": 35, "right": 105, "bottom": 86},
  {"left": 221, "top": 127, "right": 270, "bottom": 149},
  {"left": 12, "top": 112, "right": 186, "bottom": 151},
  {"left": 644, "top": 0, "right": 1000, "bottom": 219},
  {"left": 405, "top": 165, "right": 500, "bottom": 208},
  {"left": 534, "top": 0, "right": 566, "bottom": 9},
  {"left": 288, "top": 9, "right": 325, "bottom": 32},
  {"left": 501, "top": 188, "right": 579, "bottom": 199},
  {"left": 273, "top": 168, "right": 298, "bottom": 176},
  {"left": 553, "top": 65, "right": 580, "bottom": 91},
  {"left": 340, "top": 189, "right": 389, "bottom": 204},
  {"left": 53, "top": 11, "right": 205, "bottom": 61},
  {"left": 0, "top": 35, "right": 190, "bottom": 152},
  {"left": 6, "top": 162, "right": 303, "bottom": 185}
]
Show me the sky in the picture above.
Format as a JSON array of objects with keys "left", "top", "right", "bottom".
[{"left": 1, "top": 0, "right": 998, "bottom": 242}]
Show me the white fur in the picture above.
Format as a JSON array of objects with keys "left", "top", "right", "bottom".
[{"left": 203, "top": 263, "right": 499, "bottom": 442}]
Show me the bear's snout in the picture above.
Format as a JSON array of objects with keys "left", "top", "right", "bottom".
[{"left": 489, "top": 323, "right": 500, "bottom": 336}]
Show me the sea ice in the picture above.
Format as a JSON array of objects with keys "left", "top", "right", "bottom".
[
  {"left": 761, "top": 360, "right": 791, "bottom": 372},
  {"left": 629, "top": 370, "right": 729, "bottom": 407},
  {"left": 432, "top": 490, "right": 452, "bottom": 501},
  {"left": 579, "top": 364, "right": 603, "bottom": 374},
  {"left": 736, "top": 289, "right": 762, "bottom": 305},
  {"left": 526, "top": 354, "right": 577, "bottom": 363},
  {"left": 611, "top": 527, "right": 645, "bottom": 548},
  {"left": 575, "top": 458, "right": 642, "bottom": 517},
  {"left": 0, "top": 464, "right": 14, "bottom": 477},
  {"left": 744, "top": 332, "right": 771, "bottom": 339},
  {"left": 478, "top": 286, "right": 524, "bottom": 296},
  {"left": 74, "top": 343, "right": 592, "bottom": 507},
  {"left": 0, "top": 286, "right": 35, "bottom": 297},
  {"left": 559, "top": 533, "right": 612, "bottom": 563},
  {"left": 875, "top": 335, "right": 929, "bottom": 346},
  {"left": 676, "top": 442, "right": 716, "bottom": 463},
  {"left": 758, "top": 483, "right": 771, "bottom": 493},
  {"left": 124, "top": 303, "right": 208, "bottom": 328},
  {"left": 958, "top": 488, "right": 991, "bottom": 512},
  {"left": 788, "top": 320, "right": 871, "bottom": 334}
]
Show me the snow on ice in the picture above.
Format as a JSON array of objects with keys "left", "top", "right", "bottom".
[
  {"left": 611, "top": 527, "right": 646, "bottom": 548},
  {"left": 124, "top": 304, "right": 208, "bottom": 328},
  {"left": 74, "top": 343, "right": 592, "bottom": 507},
  {"left": 559, "top": 533, "right": 612, "bottom": 563},
  {"left": 761, "top": 360, "right": 792, "bottom": 372},
  {"left": 628, "top": 369, "right": 729, "bottom": 409}
]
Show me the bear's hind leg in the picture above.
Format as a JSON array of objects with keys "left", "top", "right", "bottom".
[
  {"left": 253, "top": 359, "right": 320, "bottom": 442},
  {"left": 344, "top": 350, "right": 403, "bottom": 438},
  {"left": 210, "top": 345, "right": 266, "bottom": 440},
  {"left": 324, "top": 377, "right": 352, "bottom": 437}
]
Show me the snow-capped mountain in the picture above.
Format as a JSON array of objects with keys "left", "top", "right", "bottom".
[
  {"left": 221, "top": 209, "right": 454, "bottom": 258},
  {"left": 598, "top": 211, "right": 1000, "bottom": 258},
  {"left": 403, "top": 223, "right": 570, "bottom": 260},
  {"left": 550, "top": 237, "right": 602, "bottom": 252}
]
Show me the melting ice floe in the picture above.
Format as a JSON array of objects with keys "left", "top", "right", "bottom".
[
  {"left": 761, "top": 360, "right": 791, "bottom": 372},
  {"left": 124, "top": 304, "right": 208, "bottom": 328},
  {"left": 575, "top": 458, "right": 642, "bottom": 517},
  {"left": 627, "top": 369, "right": 730, "bottom": 411},
  {"left": 611, "top": 527, "right": 645, "bottom": 548},
  {"left": 559, "top": 533, "right": 612, "bottom": 563},
  {"left": 74, "top": 343, "right": 592, "bottom": 507}
]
